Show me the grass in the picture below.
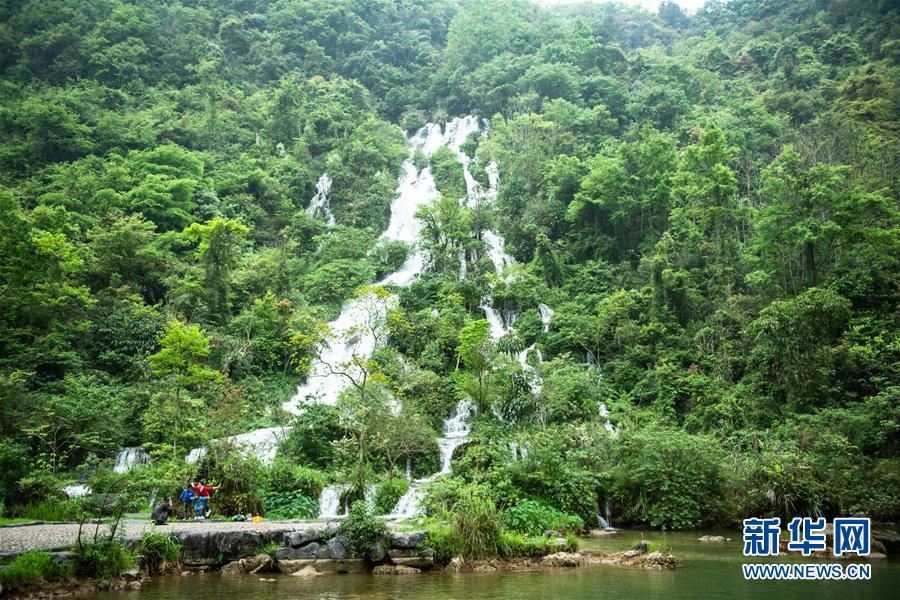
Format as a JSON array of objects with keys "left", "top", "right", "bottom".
[
  {"left": 74, "top": 538, "right": 134, "bottom": 581},
  {"left": 19, "top": 500, "right": 83, "bottom": 522},
  {"left": 0, "top": 550, "right": 72, "bottom": 588},
  {"left": 0, "top": 517, "right": 32, "bottom": 526},
  {"left": 135, "top": 531, "right": 181, "bottom": 575},
  {"left": 255, "top": 541, "right": 279, "bottom": 559}
]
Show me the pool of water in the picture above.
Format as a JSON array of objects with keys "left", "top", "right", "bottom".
[{"left": 99, "top": 530, "right": 900, "bottom": 599}]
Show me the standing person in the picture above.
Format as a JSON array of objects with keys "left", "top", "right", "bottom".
[
  {"left": 178, "top": 484, "right": 195, "bottom": 519},
  {"left": 191, "top": 481, "right": 221, "bottom": 519},
  {"left": 151, "top": 499, "right": 174, "bottom": 525}
]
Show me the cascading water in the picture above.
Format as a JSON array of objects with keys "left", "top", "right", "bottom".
[
  {"left": 114, "top": 447, "right": 150, "bottom": 473},
  {"left": 285, "top": 123, "right": 454, "bottom": 414},
  {"left": 387, "top": 398, "right": 473, "bottom": 519},
  {"left": 185, "top": 426, "right": 291, "bottom": 465},
  {"left": 318, "top": 484, "right": 349, "bottom": 519},
  {"left": 306, "top": 173, "right": 335, "bottom": 225}
]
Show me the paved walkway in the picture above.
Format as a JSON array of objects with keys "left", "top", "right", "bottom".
[{"left": 0, "top": 520, "right": 331, "bottom": 554}]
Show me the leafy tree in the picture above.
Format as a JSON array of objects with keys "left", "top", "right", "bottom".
[{"left": 147, "top": 320, "right": 219, "bottom": 455}]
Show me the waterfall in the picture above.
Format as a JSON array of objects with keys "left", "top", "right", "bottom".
[
  {"left": 185, "top": 426, "right": 290, "bottom": 465},
  {"left": 318, "top": 484, "right": 349, "bottom": 519},
  {"left": 114, "top": 447, "right": 150, "bottom": 473},
  {"left": 538, "top": 303, "right": 555, "bottom": 333},
  {"left": 387, "top": 398, "right": 474, "bottom": 519},
  {"left": 599, "top": 402, "right": 616, "bottom": 434},
  {"left": 307, "top": 173, "right": 335, "bottom": 225},
  {"left": 281, "top": 121, "right": 458, "bottom": 413}
]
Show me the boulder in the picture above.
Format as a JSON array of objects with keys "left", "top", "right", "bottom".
[
  {"left": 874, "top": 530, "right": 900, "bottom": 555},
  {"left": 219, "top": 554, "right": 273, "bottom": 575},
  {"left": 276, "top": 542, "right": 325, "bottom": 561},
  {"left": 698, "top": 535, "right": 727, "bottom": 542},
  {"left": 219, "top": 561, "right": 245, "bottom": 576},
  {"left": 286, "top": 529, "right": 323, "bottom": 548},
  {"left": 373, "top": 564, "right": 420, "bottom": 575},
  {"left": 120, "top": 568, "right": 141, "bottom": 582},
  {"left": 367, "top": 535, "right": 387, "bottom": 562},
  {"left": 541, "top": 552, "right": 584, "bottom": 567},
  {"left": 325, "top": 535, "right": 349, "bottom": 560},
  {"left": 290, "top": 566, "right": 319, "bottom": 577},
  {"left": 446, "top": 556, "right": 465, "bottom": 572},
  {"left": 388, "top": 548, "right": 434, "bottom": 568},
  {"left": 390, "top": 531, "right": 427, "bottom": 549},
  {"left": 277, "top": 559, "right": 368, "bottom": 575}
]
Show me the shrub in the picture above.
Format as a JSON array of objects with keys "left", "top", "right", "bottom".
[
  {"left": 373, "top": 478, "right": 409, "bottom": 515},
  {"left": 337, "top": 502, "right": 388, "bottom": 558},
  {"left": 0, "top": 550, "right": 71, "bottom": 587},
  {"left": 263, "top": 489, "right": 318, "bottom": 519},
  {"left": 135, "top": 532, "right": 180, "bottom": 575},
  {"left": 502, "top": 499, "right": 584, "bottom": 535},
  {"left": 74, "top": 538, "right": 134, "bottom": 581},
  {"left": 608, "top": 426, "right": 734, "bottom": 528},
  {"left": 263, "top": 459, "right": 327, "bottom": 499},
  {"left": 425, "top": 521, "right": 461, "bottom": 560},
  {"left": 280, "top": 405, "right": 344, "bottom": 467},
  {"left": 451, "top": 488, "right": 503, "bottom": 559}
]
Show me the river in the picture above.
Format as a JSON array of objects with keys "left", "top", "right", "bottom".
[{"left": 97, "top": 530, "right": 899, "bottom": 599}]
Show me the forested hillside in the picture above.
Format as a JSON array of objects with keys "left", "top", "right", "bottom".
[{"left": 0, "top": 0, "right": 897, "bottom": 530}]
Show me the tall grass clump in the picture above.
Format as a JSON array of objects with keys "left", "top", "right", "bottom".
[
  {"left": 135, "top": 531, "right": 180, "bottom": 575},
  {"left": 451, "top": 489, "right": 503, "bottom": 559}
]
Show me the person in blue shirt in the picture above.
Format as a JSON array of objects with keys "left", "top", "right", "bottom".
[{"left": 178, "top": 484, "right": 195, "bottom": 519}]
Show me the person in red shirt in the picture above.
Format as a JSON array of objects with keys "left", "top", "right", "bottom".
[{"left": 190, "top": 481, "right": 221, "bottom": 519}]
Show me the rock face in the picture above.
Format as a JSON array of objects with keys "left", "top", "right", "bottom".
[{"left": 169, "top": 526, "right": 434, "bottom": 574}]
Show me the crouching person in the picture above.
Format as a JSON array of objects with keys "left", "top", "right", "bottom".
[{"left": 151, "top": 498, "right": 174, "bottom": 525}]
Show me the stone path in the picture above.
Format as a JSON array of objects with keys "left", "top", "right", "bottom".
[{"left": 0, "top": 520, "right": 332, "bottom": 554}]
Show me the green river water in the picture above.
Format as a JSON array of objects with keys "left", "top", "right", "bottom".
[{"left": 98, "top": 530, "right": 900, "bottom": 599}]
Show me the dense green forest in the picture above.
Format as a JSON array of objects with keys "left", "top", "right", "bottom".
[{"left": 0, "top": 0, "right": 897, "bottom": 532}]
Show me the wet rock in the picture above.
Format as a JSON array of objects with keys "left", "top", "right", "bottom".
[
  {"left": 390, "top": 531, "right": 427, "bottom": 549},
  {"left": 373, "top": 564, "right": 420, "bottom": 575},
  {"left": 474, "top": 562, "right": 498, "bottom": 572},
  {"left": 631, "top": 540, "right": 651, "bottom": 553},
  {"left": 636, "top": 550, "right": 679, "bottom": 570},
  {"left": 698, "top": 535, "right": 727, "bottom": 542},
  {"left": 541, "top": 552, "right": 584, "bottom": 567},
  {"left": 277, "top": 558, "right": 368, "bottom": 574},
  {"left": 446, "top": 556, "right": 465, "bottom": 572},
  {"left": 388, "top": 548, "right": 434, "bottom": 568},
  {"left": 220, "top": 561, "right": 244, "bottom": 576},
  {"left": 290, "top": 565, "right": 319, "bottom": 577},
  {"left": 120, "top": 568, "right": 142, "bottom": 582}
]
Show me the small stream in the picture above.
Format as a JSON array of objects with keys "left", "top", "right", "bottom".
[{"left": 96, "top": 530, "right": 899, "bottom": 599}]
